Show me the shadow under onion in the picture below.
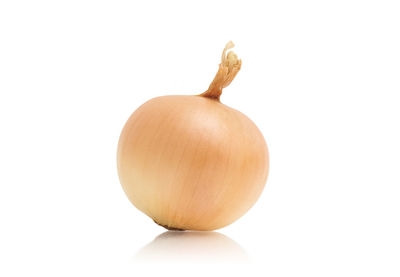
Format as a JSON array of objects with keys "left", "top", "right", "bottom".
[{"left": 134, "top": 231, "right": 249, "bottom": 263}]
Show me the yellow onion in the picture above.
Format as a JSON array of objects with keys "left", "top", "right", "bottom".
[{"left": 117, "top": 42, "right": 269, "bottom": 231}]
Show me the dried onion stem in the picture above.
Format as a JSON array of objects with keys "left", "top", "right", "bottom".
[{"left": 200, "top": 41, "right": 242, "bottom": 100}]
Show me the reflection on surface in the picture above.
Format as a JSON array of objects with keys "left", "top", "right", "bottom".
[{"left": 135, "top": 231, "right": 248, "bottom": 263}]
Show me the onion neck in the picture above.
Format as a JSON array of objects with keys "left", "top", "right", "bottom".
[{"left": 200, "top": 41, "right": 242, "bottom": 101}]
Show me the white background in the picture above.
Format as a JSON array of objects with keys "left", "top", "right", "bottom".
[{"left": 1, "top": 0, "right": 399, "bottom": 276}]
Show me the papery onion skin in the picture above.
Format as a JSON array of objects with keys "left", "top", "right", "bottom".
[{"left": 117, "top": 42, "right": 269, "bottom": 231}]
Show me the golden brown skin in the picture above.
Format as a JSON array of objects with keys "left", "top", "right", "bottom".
[{"left": 117, "top": 95, "right": 269, "bottom": 231}]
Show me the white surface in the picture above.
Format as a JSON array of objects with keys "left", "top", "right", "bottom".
[{"left": 1, "top": 0, "right": 400, "bottom": 276}]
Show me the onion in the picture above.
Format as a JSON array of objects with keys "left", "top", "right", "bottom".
[{"left": 117, "top": 42, "right": 269, "bottom": 231}]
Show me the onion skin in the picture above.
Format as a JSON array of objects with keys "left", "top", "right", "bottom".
[
  {"left": 117, "top": 42, "right": 269, "bottom": 231},
  {"left": 117, "top": 95, "right": 269, "bottom": 231}
]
